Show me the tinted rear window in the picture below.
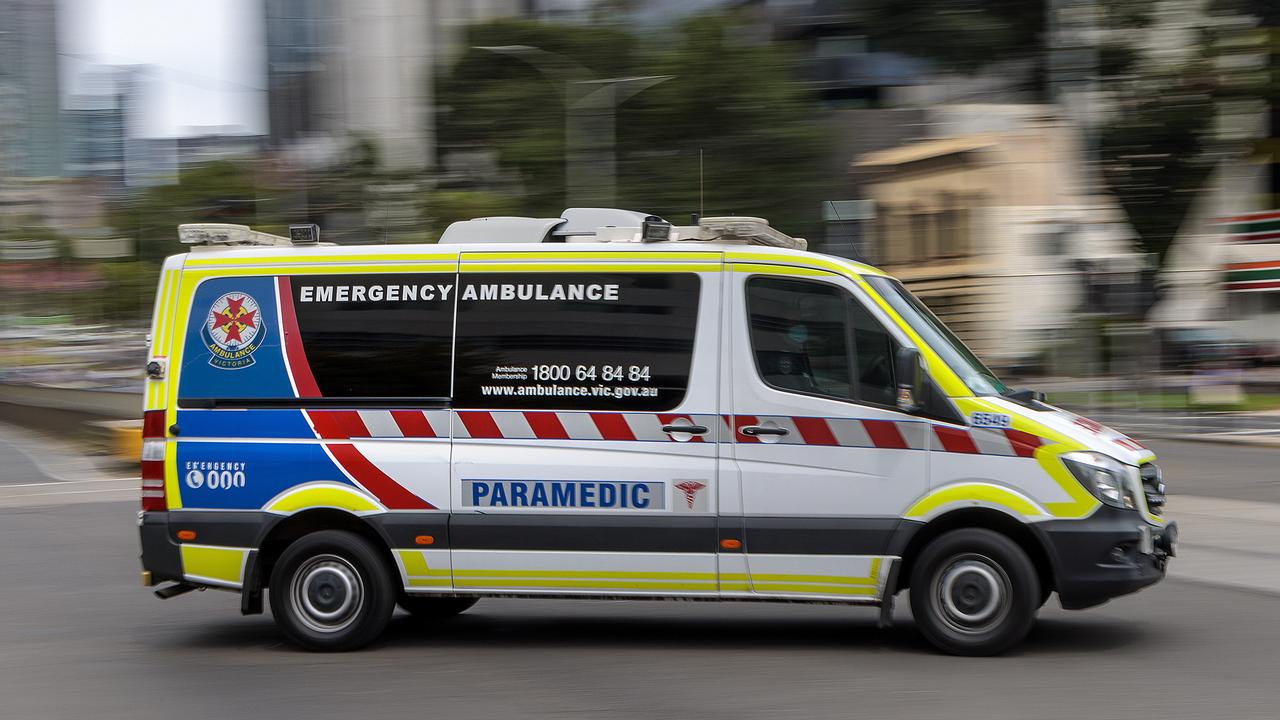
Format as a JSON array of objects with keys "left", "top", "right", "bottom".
[
  {"left": 290, "top": 273, "right": 455, "bottom": 398},
  {"left": 452, "top": 272, "right": 700, "bottom": 410}
]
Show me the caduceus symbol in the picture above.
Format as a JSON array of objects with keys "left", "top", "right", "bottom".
[{"left": 673, "top": 481, "right": 706, "bottom": 510}]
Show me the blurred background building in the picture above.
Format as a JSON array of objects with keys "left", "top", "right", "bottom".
[
  {"left": 0, "top": 0, "right": 61, "bottom": 178},
  {"left": 854, "top": 105, "right": 1143, "bottom": 368}
]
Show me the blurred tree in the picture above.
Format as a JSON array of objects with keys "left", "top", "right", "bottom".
[
  {"left": 109, "top": 161, "right": 270, "bottom": 263},
  {"left": 437, "top": 14, "right": 832, "bottom": 239},
  {"left": 855, "top": 0, "right": 1264, "bottom": 264},
  {"left": 1098, "top": 68, "right": 1217, "bottom": 261},
  {"left": 294, "top": 134, "right": 387, "bottom": 244},
  {"left": 856, "top": 0, "right": 1153, "bottom": 94},
  {"left": 437, "top": 19, "right": 636, "bottom": 216},
  {"left": 89, "top": 261, "right": 161, "bottom": 323},
  {"left": 620, "top": 14, "right": 831, "bottom": 240},
  {"left": 426, "top": 191, "right": 520, "bottom": 240},
  {"left": 857, "top": 0, "right": 1047, "bottom": 77},
  {"left": 1207, "top": 0, "right": 1279, "bottom": 207},
  {"left": 1098, "top": 0, "right": 1279, "bottom": 260},
  {"left": 0, "top": 218, "right": 72, "bottom": 259}
]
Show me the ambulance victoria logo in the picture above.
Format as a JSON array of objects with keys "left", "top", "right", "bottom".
[{"left": 203, "top": 292, "right": 263, "bottom": 369}]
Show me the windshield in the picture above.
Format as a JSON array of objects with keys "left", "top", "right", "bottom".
[{"left": 864, "top": 276, "right": 1006, "bottom": 396}]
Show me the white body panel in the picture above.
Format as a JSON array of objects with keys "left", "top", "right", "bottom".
[
  {"left": 448, "top": 263, "right": 724, "bottom": 594},
  {"left": 352, "top": 437, "right": 452, "bottom": 512},
  {"left": 721, "top": 268, "right": 928, "bottom": 600}
]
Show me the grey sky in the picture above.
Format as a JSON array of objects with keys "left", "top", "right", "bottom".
[{"left": 59, "top": 0, "right": 266, "bottom": 138}]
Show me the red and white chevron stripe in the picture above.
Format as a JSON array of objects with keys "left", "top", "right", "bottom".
[
  {"left": 302, "top": 409, "right": 1045, "bottom": 457},
  {"left": 453, "top": 411, "right": 714, "bottom": 442},
  {"left": 308, "top": 409, "right": 450, "bottom": 439}
]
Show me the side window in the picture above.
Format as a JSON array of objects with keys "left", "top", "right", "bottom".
[
  {"left": 849, "top": 300, "right": 898, "bottom": 406},
  {"left": 746, "top": 276, "right": 899, "bottom": 406},
  {"left": 290, "top": 273, "right": 455, "bottom": 397},
  {"left": 746, "top": 277, "right": 853, "bottom": 400},
  {"left": 452, "top": 273, "right": 700, "bottom": 411}
]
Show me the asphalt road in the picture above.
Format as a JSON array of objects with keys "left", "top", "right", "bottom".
[
  {"left": 2, "top": 431, "right": 1279, "bottom": 719},
  {"left": 1143, "top": 438, "right": 1280, "bottom": 503},
  {"left": 0, "top": 430, "right": 53, "bottom": 485}
]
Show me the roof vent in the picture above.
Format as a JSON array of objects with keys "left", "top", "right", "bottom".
[
  {"left": 438, "top": 216, "right": 566, "bottom": 244},
  {"left": 436, "top": 208, "right": 806, "bottom": 250}
]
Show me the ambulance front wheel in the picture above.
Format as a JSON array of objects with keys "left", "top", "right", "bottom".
[
  {"left": 398, "top": 595, "right": 479, "bottom": 621},
  {"left": 269, "top": 530, "right": 396, "bottom": 652},
  {"left": 908, "top": 528, "right": 1040, "bottom": 656}
]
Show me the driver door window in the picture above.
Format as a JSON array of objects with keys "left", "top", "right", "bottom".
[
  {"left": 745, "top": 276, "right": 897, "bottom": 407},
  {"left": 849, "top": 300, "right": 897, "bottom": 406}
]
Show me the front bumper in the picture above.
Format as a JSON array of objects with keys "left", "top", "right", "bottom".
[{"left": 1036, "top": 505, "right": 1177, "bottom": 610}]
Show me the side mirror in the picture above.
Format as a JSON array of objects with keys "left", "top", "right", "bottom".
[{"left": 895, "top": 346, "right": 924, "bottom": 413}]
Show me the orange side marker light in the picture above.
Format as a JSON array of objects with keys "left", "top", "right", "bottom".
[
  {"left": 414, "top": 535, "right": 435, "bottom": 546},
  {"left": 720, "top": 538, "right": 742, "bottom": 550},
  {"left": 176, "top": 530, "right": 197, "bottom": 541}
]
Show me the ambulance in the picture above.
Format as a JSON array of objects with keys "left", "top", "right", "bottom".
[{"left": 138, "top": 208, "right": 1176, "bottom": 655}]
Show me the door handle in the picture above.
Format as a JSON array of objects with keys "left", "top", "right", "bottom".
[
  {"left": 662, "top": 424, "right": 709, "bottom": 435},
  {"left": 739, "top": 425, "right": 789, "bottom": 437}
]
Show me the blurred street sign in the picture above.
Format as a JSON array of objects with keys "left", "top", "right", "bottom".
[{"left": 1213, "top": 209, "right": 1280, "bottom": 244}]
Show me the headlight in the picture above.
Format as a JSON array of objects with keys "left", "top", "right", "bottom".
[{"left": 1062, "top": 451, "right": 1141, "bottom": 510}]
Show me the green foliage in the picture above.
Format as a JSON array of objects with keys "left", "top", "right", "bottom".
[
  {"left": 619, "top": 14, "right": 830, "bottom": 240},
  {"left": 437, "top": 13, "right": 832, "bottom": 239},
  {"left": 439, "top": 19, "right": 636, "bottom": 216},
  {"left": 427, "top": 191, "right": 520, "bottom": 240},
  {"left": 1099, "top": 75, "right": 1217, "bottom": 261},
  {"left": 0, "top": 218, "right": 73, "bottom": 259},
  {"left": 82, "top": 261, "right": 161, "bottom": 323},
  {"left": 109, "top": 161, "right": 269, "bottom": 263},
  {"left": 856, "top": 0, "right": 1047, "bottom": 74}
]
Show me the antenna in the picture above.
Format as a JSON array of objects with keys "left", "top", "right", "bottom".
[
  {"left": 699, "top": 148, "right": 704, "bottom": 218},
  {"left": 824, "top": 200, "right": 861, "bottom": 261}
]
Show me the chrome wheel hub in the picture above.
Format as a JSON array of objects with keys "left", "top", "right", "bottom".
[
  {"left": 934, "top": 554, "right": 1011, "bottom": 634},
  {"left": 291, "top": 554, "right": 364, "bottom": 634}
]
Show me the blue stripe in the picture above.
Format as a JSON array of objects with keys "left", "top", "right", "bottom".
[{"left": 177, "top": 409, "right": 314, "bottom": 439}]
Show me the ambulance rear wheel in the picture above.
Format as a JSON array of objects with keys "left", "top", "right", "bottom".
[
  {"left": 269, "top": 530, "right": 396, "bottom": 652},
  {"left": 909, "top": 528, "right": 1040, "bottom": 656},
  {"left": 398, "top": 596, "right": 478, "bottom": 621}
]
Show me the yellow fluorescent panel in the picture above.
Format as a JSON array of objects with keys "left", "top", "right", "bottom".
[{"left": 180, "top": 545, "right": 246, "bottom": 585}]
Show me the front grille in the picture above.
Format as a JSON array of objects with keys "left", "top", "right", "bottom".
[{"left": 1140, "top": 463, "right": 1165, "bottom": 515}]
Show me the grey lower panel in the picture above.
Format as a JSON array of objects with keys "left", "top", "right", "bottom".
[
  {"left": 446, "top": 513, "right": 902, "bottom": 556},
  {"left": 148, "top": 510, "right": 907, "bottom": 557},
  {"left": 448, "top": 513, "right": 717, "bottom": 553},
  {"left": 741, "top": 516, "right": 904, "bottom": 556},
  {"left": 154, "top": 510, "right": 272, "bottom": 548},
  {"left": 368, "top": 514, "right": 451, "bottom": 548}
]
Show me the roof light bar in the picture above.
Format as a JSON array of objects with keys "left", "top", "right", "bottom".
[
  {"left": 177, "top": 223, "right": 292, "bottom": 247},
  {"left": 698, "top": 216, "right": 807, "bottom": 250},
  {"left": 289, "top": 223, "right": 321, "bottom": 245},
  {"left": 640, "top": 216, "right": 673, "bottom": 243}
]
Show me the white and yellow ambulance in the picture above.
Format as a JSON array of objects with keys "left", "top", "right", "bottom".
[{"left": 138, "top": 208, "right": 1175, "bottom": 655}]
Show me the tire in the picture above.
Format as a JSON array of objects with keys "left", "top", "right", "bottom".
[
  {"left": 398, "top": 596, "right": 478, "bottom": 621},
  {"left": 269, "top": 530, "right": 396, "bottom": 652},
  {"left": 908, "top": 528, "right": 1040, "bottom": 656}
]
